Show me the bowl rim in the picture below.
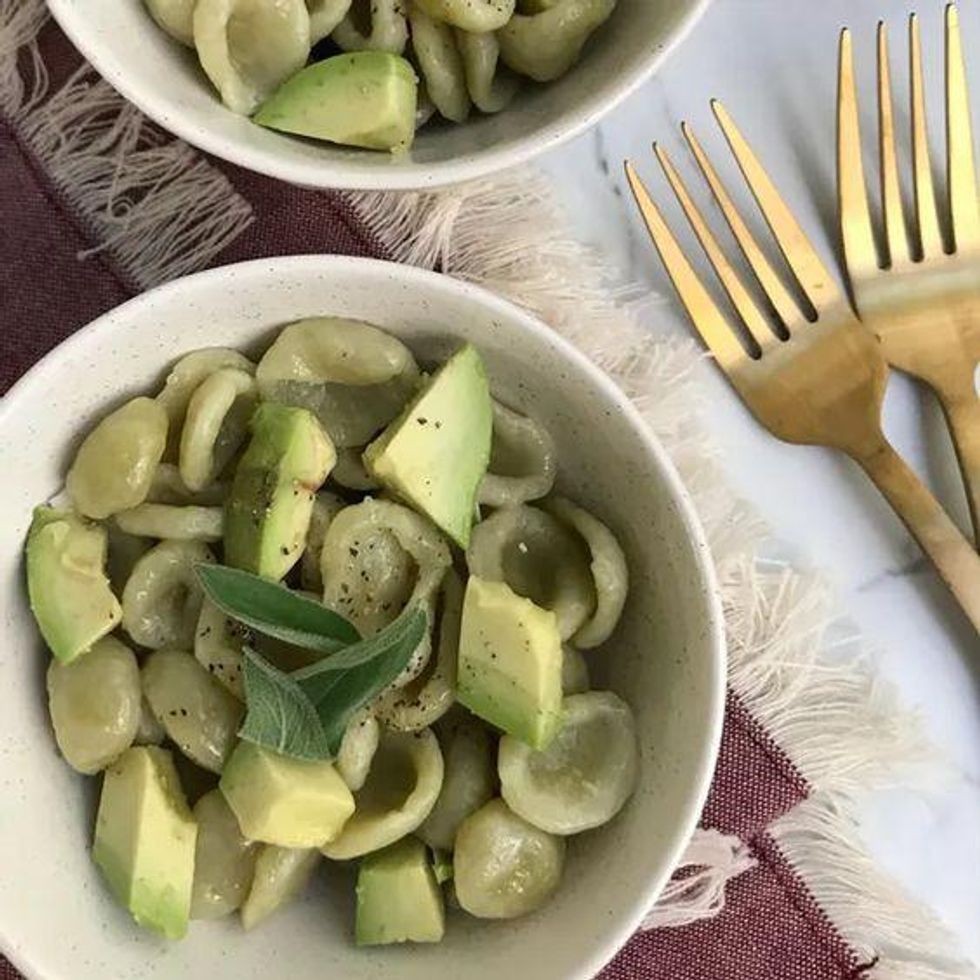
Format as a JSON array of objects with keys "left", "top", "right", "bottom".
[
  {"left": 46, "top": 0, "right": 714, "bottom": 191},
  {"left": 0, "top": 255, "right": 726, "bottom": 980}
]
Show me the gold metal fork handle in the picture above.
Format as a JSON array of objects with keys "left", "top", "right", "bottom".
[
  {"left": 940, "top": 393, "right": 980, "bottom": 549},
  {"left": 855, "top": 440, "right": 980, "bottom": 632}
]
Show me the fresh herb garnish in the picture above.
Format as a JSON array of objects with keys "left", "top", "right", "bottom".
[
  {"left": 195, "top": 564, "right": 427, "bottom": 761},
  {"left": 195, "top": 564, "right": 360, "bottom": 652}
]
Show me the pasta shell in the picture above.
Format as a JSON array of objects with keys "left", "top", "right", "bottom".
[
  {"left": 498, "top": 691, "right": 638, "bottom": 835},
  {"left": 142, "top": 649, "right": 244, "bottom": 773},
  {"left": 498, "top": 0, "right": 616, "bottom": 82},
  {"left": 179, "top": 368, "right": 257, "bottom": 492},
  {"left": 416, "top": 718, "right": 495, "bottom": 851},
  {"left": 412, "top": 0, "right": 515, "bottom": 32},
  {"left": 121, "top": 539, "right": 214, "bottom": 650},
  {"left": 336, "top": 709, "right": 381, "bottom": 792},
  {"left": 191, "top": 789, "right": 259, "bottom": 919},
  {"left": 241, "top": 846, "right": 321, "bottom": 930},
  {"left": 466, "top": 504, "right": 596, "bottom": 640},
  {"left": 561, "top": 644, "right": 590, "bottom": 695},
  {"left": 408, "top": 6, "right": 471, "bottom": 123},
  {"left": 300, "top": 491, "right": 348, "bottom": 592},
  {"left": 194, "top": 0, "right": 312, "bottom": 115},
  {"left": 321, "top": 729, "right": 444, "bottom": 859},
  {"left": 330, "top": 447, "right": 381, "bottom": 492},
  {"left": 115, "top": 504, "right": 224, "bottom": 543},
  {"left": 256, "top": 318, "right": 420, "bottom": 448},
  {"left": 332, "top": 0, "right": 408, "bottom": 54},
  {"left": 307, "top": 0, "right": 352, "bottom": 42},
  {"left": 453, "top": 798, "right": 564, "bottom": 918},
  {"left": 544, "top": 497, "right": 628, "bottom": 648},
  {"left": 144, "top": 0, "right": 196, "bottom": 45},
  {"left": 456, "top": 30, "right": 520, "bottom": 114},
  {"left": 46, "top": 636, "right": 141, "bottom": 774},
  {"left": 66, "top": 398, "right": 168, "bottom": 520},
  {"left": 479, "top": 400, "right": 556, "bottom": 507}
]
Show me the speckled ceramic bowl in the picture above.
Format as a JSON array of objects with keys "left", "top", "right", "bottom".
[
  {"left": 46, "top": 0, "right": 712, "bottom": 190},
  {"left": 0, "top": 256, "right": 724, "bottom": 980}
]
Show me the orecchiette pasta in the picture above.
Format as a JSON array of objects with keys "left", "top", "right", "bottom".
[
  {"left": 498, "top": 691, "right": 637, "bottom": 834},
  {"left": 335, "top": 709, "right": 381, "bottom": 791},
  {"left": 193, "top": 0, "right": 312, "bottom": 115},
  {"left": 416, "top": 718, "right": 495, "bottom": 851},
  {"left": 498, "top": 0, "right": 616, "bottom": 82},
  {"left": 453, "top": 798, "right": 564, "bottom": 918},
  {"left": 191, "top": 789, "right": 259, "bottom": 919},
  {"left": 134, "top": 696, "right": 167, "bottom": 745},
  {"left": 144, "top": 0, "right": 196, "bottom": 45},
  {"left": 300, "top": 491, "right": 348, "bottom": 592},
  {"left": 179, "top": 368, "right": 257, "bottom": 491},
  {"left": 46, "top": 636, "right": 141, "bottom": 774},
  {"left": 195, "top": 597, "right": 248, "bottom": 699},
  {"left": 122, "top": 539, "right": 215, "bottom": 649},
  {"left": 142, "top": 649, "right": 244, "bottom": 773},
  {"left": 456, "top": 30, "right": 520, "bottom": 114},
  {"left": 241, "top": 846, "right": 321, "bottom": 930},
  {"left": 412, "top": 0, "right": 515, "bottom": 31},
  {"left": 372, "top": 569, "right": 462, "bottom": 731},
  {"left": 115, "top": 504, "right": 224, "bottom": 543},
  {"left": 145, "top": 463, "right": 228, "bottom": 507},
  {"left": 105, "top": 523, "right": 151, "bottom": 596},
  {"left": 320, "top": 728, "right": 444, "bottom": 859},
  {"left": 331, "top": 0, "right": 408, "bottom": 54},
  {"left": 330, "top": 447, "right": 381, "bottom": 492},
  {"left": 256, "top": 318, "right": 420, "bottom": 448},
  {"left": 320, "top": 498, "right": 451, "bottom": 685},
  {"left": 466, "top": 504, "right": 596, "bottom": 640},
  {"left": 544, "top": 496, "right": 628, "bottom": 648},
  {"left": 479, "top": 400, "right": 556, "bottom": 507},
  {"left": 156, "top": 348, "right": 255, "bottom": 457},
  {"left": 408, "top": 6, "right": 471, "bottom": 123},
  {"left": 561, "top": 644, "right": 590, "bottom": 695},
  {"left": 66, "top": 397, "right": 168, "bottom": 520},
  {"left": 307, "top": 0, "right": 353, "bottom": 42}
]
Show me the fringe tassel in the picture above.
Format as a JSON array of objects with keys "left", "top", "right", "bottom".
[
  {"left": 347, "top": 173, "right": 974, "bottom": 977},
  {"left": 1, "top": 0, "right": 252, "bottom": 290}
]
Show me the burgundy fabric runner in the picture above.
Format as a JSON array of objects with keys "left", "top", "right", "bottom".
[{"left": 0, "top": 22, "right": 872, "bottom": 980}]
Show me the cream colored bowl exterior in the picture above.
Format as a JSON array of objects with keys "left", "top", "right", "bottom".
[
  {"left": 46, "top": 0, "right": 711, "bottom": 190},
  {"left": 0, "top": 257, "right": 724, "bottom": 980}
]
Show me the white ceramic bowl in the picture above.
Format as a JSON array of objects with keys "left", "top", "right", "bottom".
[
  {"left": 47, "top": 0, "right": 711, "bottom": 190},
  {"left": 0, "top": 256, "right": 724, "bottom": 980}
]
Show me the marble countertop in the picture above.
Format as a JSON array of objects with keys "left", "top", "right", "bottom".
[{"left": 541, "top": 0, "right": 980, "bottom": 963}]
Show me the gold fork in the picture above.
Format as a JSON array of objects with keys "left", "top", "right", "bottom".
[
  {"left": 838, "top": 5, "right": 980, "bottom": 545},
  {"left": 625, "top": 102, "right": 980, "bottom": 632}
]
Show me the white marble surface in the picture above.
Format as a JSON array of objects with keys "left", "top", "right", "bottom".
[{"left": 540, "top": 0, "right": 980, "bottom": 965}]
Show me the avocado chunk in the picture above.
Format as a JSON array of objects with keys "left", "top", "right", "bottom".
[
  {"left": 92, "top": 746, "right": 197, "bottom": 940},
  {"left": 26, "top": 506, "right": 122, "bottom": 663},
  {"left": 224, "top": 403, "right": 336, "bottom": 581},
  {"left": 365, "top": 345, "right": 492, "bottom": 548},
  {"left": 355, "top": 837, "right": 445, "bottom": 946},
  {"left": 457, "top": 576, "right": 563, "bottom": 750},
  {"left": 254, "top": 52, "right": 419, "bottom": 152},
  {"left": 220, "top": 742, "right": 354, "bottom": 848}
]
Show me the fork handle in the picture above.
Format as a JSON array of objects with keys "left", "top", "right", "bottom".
[
  {"left": 939, "top": 392, "right": 980, "bottom": 550},
  {"left": 855, "top": 441, "right": 980, "bottom": 632}
]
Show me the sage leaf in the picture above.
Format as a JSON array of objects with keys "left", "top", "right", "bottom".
[
  {"left": 239, "top": 646, "right": 333, "bottom": 761},
  {"left": 195, "top": 564, "right": 359, "bottom": 652}
]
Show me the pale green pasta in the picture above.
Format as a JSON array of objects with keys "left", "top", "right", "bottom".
[
  {"left": 408, "top": 6, "right": 471, "bottom": 123},
  {"left": 456, "top": 30, "right": 520, "bottom": 114},
  {"left": 307, "top": 0, "right": 353, "bottom": 42},
  {"left": 479, "top": 400, "right": 556, "bottom": 507},
  {"left": 561, "top": 644, "right": 590, "bottom": 694},
  {"left": 332, "top": 0, "right": 409, "bottom": 54},
  {"left": 330, "top": 447, "right": 382, "bottom": 492},
  {"left": 299, "top": 491, "right": 348, "bottom": 592},
  {"left": 115, "top": 504, "right": 224, "bottom": 543},
  {"left": 191, "top": 789, "right": 259, "bottom": 919},
  {"left": 193, "top": 0, "right": 312, "bottom": 114},
  {"left": 498, "top": 0, "right": 616, "bottom": 82},
  {"left": 336, "top": 709, "right": 381, "bottom": 791},
  {"left": 145, "top": 0, "right": 196, "bottom": 45}
]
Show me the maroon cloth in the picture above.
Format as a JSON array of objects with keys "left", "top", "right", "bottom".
[{"left": 0, "top": 22, "right": 873, "bottom": 980}]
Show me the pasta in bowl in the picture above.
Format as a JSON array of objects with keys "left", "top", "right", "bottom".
[
  {"left": 46, "top": 0, "right": 712, "bottom": 188},
  {"left": 0, "top": 256, "right": 724, "bottom": 980}
]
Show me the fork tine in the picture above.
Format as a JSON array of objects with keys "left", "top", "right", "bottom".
[
  {"left": 878, "top": 21, "right": 909, "bottom": 266},
  {"left": 681, "top": 123, "right": 805, "bottom": 332},
  {"left": 654, "top": 142, "right": 778, "bottom": 353},
  {"left": 625, "top": 161, "right": 746, "bottom": 370},
  {"left": 910, "top": 13, "right": 944, "bottom": 258},
  {"left": 945, "top": 4, "right": 980, "bottom": 251},
  {"left": 712, "top": 100, "right": 842, "bottom": 313},
  {"left": 838, "top": 28, "right": 879, "bottom": 280}
]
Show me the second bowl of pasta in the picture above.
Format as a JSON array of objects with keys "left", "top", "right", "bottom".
[
  {"left": 0, "top": 256, "right": 724, "bottom": 979},
  {"left": 46, "top": 0, "right": 712, "bottom": 189}
]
